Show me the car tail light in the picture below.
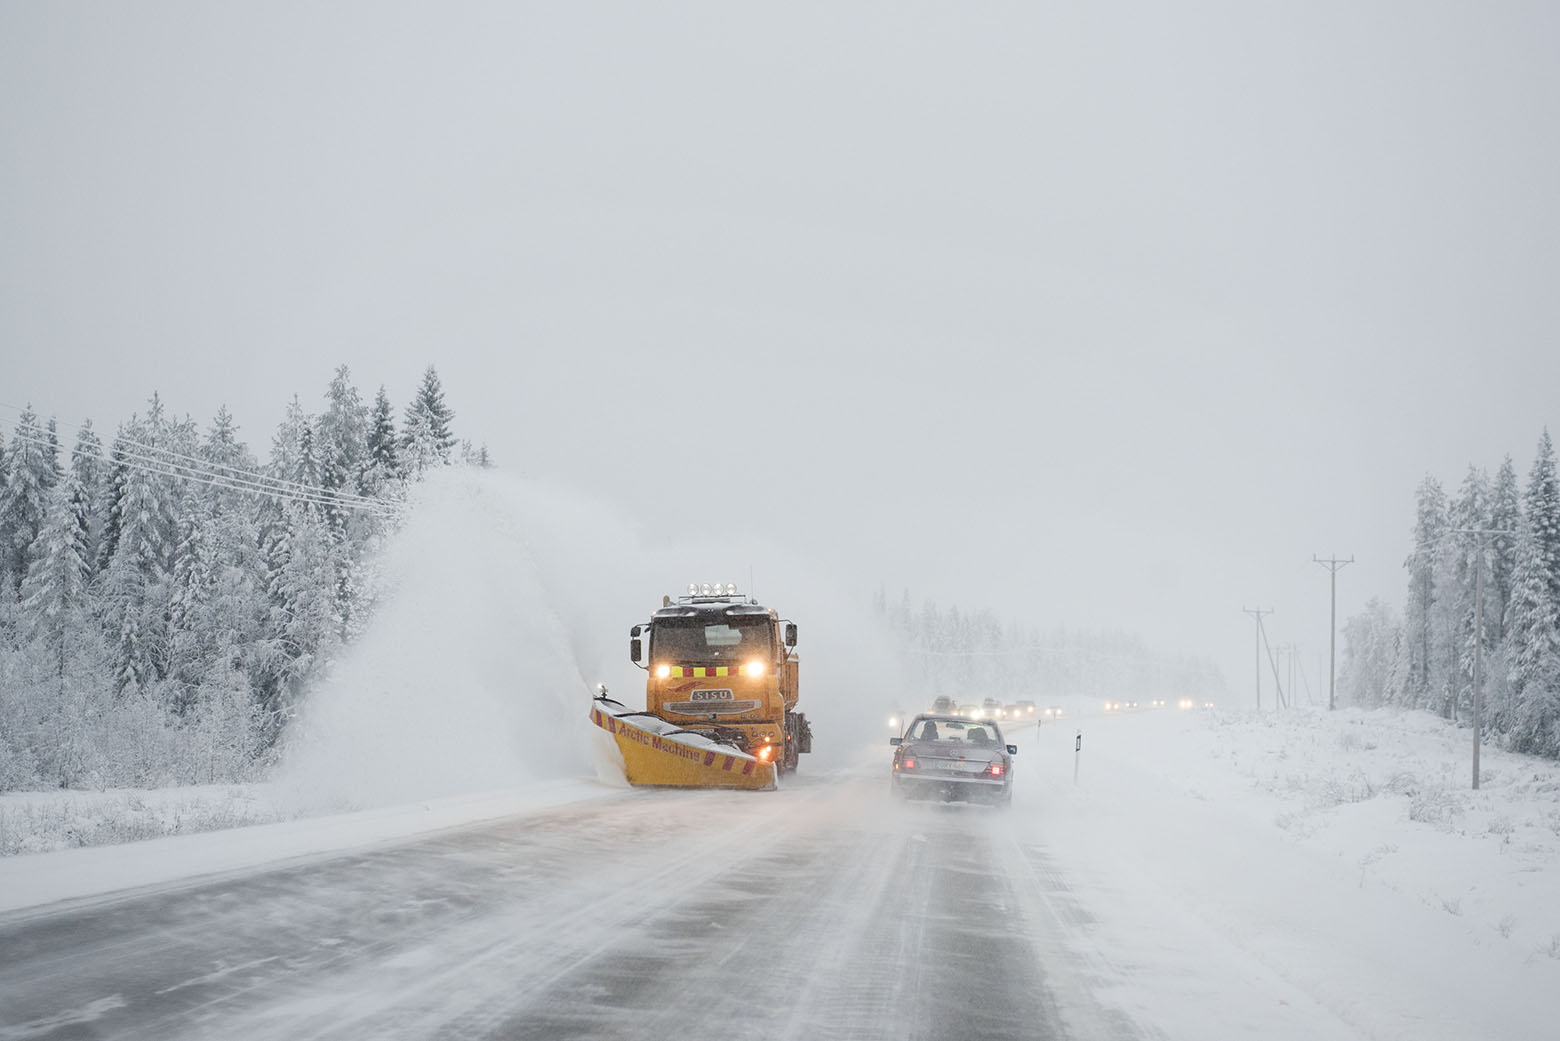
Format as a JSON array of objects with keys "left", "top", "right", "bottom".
[
  {"left": 901, "top": 758, "right": 916, "bottom": 770},
  {"left": 987, "top": 763, "right": 1004, "bottom": 778}
]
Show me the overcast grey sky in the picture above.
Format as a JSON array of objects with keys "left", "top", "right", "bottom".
[{"left": 5, "top": 2, "right": 1559, "bottom": 696}]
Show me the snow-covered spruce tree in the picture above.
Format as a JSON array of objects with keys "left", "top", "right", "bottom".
[
  {"left": 1401, "top": 474, "right": 1447, "bottom": 710},
  {"left": 318, "top": 366, "right": 368, "bottom": 538},
  {"left": 98, "top": 401, "right": 185, "bottom": 695},
  {"left": 1488, "top": 455, "right": 1522, "bottom": 643},
  {"left": 19, "top": 464, "right": 92, "bottom": 697},
  {"left": 1504, "top": 518, "right": 1560, "bottom": 756},
  {"left": 257, "top": 398, "right": 358, "bottom": 743},
  {"left": 16, "top": 465, "right": 112, "bottom": 787},
  {"left": 68, "top": 419, "right": 108, "bottom": 575},
  {"left": 1339, "top": 598, "right": 1404, "bottom": 708},
  {"left": 1502, "top": 431, "right": 1560, "bottom": 756},
  {"left": 1526, "top": 428, "right": 1560, "bottom": 604},
  {"left": 316, "top": 368, "right": 378, "bottom": 634},
  {"left": 263, "top": 500, "right": 339, "bottom": 742},
  {"left": 268, "top": 396, "right": 311, "bottom": 489},
  {"left": 400, "top": 365, "right": 456, "bottom": 476},
  {"left": 168, "top": 411, "right": 278, "bottom": 763},
  {"left": 1431, "top": 466, "right": 1497, "bottom": 721},
  {"left": 45, "top": 418, "right": 61, "bottom": 482},
  {"left": 362, "top": 385, "right": 401, "bottom": 494},
  {"left": 94, "top": 438, "right": 127, "bottom": 575},
  {"left": 0, "top": 407, "right": 58, "bottom": 593},
  {"left": 167, "top": 476, "right": 229, "bottom": 716}
]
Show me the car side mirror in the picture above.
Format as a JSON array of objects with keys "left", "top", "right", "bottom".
[
  {"left": 784, "top": 623, "right": 798, "bottom": 648},
  {"left": 889, "top": 736, "right": 902, "bottom": 746},
  {"left": 1006, "top": 745, "right": 1018, "bottom": 755},
  {"left": 630, "top": 638, "right": 642, "bottom": 663}
]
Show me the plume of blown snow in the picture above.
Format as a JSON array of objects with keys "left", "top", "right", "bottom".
[
  {"left": 279, "top": 467, "right": 901, "bottom": 810},
  {"left": 278, "top": 469, "right": 624, "bottom": 809}
]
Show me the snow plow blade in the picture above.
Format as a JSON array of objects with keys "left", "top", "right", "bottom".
[{"left": 590, "top": 699, "right": 777, "bottom": 790}]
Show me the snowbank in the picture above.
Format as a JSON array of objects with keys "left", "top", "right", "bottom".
[{"left": 1020, "top": 705, "right": 1560, "bottom": 1041}]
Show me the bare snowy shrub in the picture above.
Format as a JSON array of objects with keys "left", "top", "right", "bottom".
[
  {"left": 1440, "top": 896, "right": 1462, "bottom": 916},
  {"left": 1312, "top": 770, "right": 1375, "bottom": 808},
  {"left": 1487, "top": 814, "right": 1516, "bottom": 837},
  {"left": 0, "top": 788, "right": 285, "bottom": 856},
  {"left": 1409, "top": 786, "right": 1464, "bottom": 826},
  {"left": 1383, "top": 772, "right": 1420, "bottom": 796},
  {"left": 1499, "top": 915, "right": 1516, "bottom": 938}
]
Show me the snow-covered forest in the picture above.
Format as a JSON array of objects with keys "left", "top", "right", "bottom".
[
  {"left": 0, "top": 366, "right": 482, "bottom": 792},
  {"left": 875, "top": 587, "right": 1228, "bottom": 707},
  {"left": 1339, "top": 430, "right": 1560, "bottom": 760}
]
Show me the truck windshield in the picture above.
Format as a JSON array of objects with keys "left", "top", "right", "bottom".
[{"left": 652, "top": 618, "right": 772, "bottom": 663}]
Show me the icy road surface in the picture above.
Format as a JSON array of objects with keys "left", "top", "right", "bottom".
[
  {"left": 0, "top": 766, "right": 1125, "bottom": 1041},
  {"left": 4, "top": 710, "right": 1556, "bottom": 1041}
]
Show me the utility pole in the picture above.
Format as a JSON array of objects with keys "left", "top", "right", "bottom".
[
  {"left": 1448, "top": 529, "right": 1512, "bottom": 790},
  {"left": 1242, "top": 607, "right": 1272, "bottom": 711},
  {"left": 1314, "top": 555, "right": 1354, "bottom": 711},
  {"left": 1256, "top": 614, "right": 1287, "bottom": 709},
  {"left": 1279, "top": 644, "right": 1298, "bottom": 709}
]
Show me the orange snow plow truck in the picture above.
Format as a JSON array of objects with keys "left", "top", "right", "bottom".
[{"left": 590, "top": 584, "right": 811, "bottom": 789}]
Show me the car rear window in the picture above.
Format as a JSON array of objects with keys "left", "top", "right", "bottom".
[{"left": 911, "top": 719, "right": 1000, "bottom": 744}]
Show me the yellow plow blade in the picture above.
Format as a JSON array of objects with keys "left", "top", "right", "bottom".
[{"left": 590, "top": 703, "right": 776, "bottom": 790}]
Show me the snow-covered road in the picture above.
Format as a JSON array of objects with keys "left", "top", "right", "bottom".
[
  {"left": 4, "top": 708, "right": 1557, "bottom": 1041},
  {"left": 0, "top": 757, "right": 1129, "bottom": 1041}
]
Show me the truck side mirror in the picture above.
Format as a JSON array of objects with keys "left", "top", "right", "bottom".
[
  {"left": 630, "top": 638, "right": 642, "bottom": 663},
  {"left": 1007, "top": 745, "right": 1018, "bottom": 755},
  {"left": 784, "top": 623, "right": 797, "bottom": 647},
  {"left": 889, "top": 736, "right": 902, "bottom": 746},
  {"left": 630, "top": 625, "right": 642, "bottom": 638}
]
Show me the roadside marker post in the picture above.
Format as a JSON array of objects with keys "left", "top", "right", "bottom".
[{"left": 1073, "top": 731, "right": 1082, "bottom": 785}]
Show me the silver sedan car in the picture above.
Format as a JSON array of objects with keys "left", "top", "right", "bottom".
[{"left": 889, "top": 713, "right": 1016, "bottom": 807}]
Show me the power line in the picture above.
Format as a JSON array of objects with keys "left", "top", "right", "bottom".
[
  {"left": 0, "top": 401, "right": 393, "bottom": 512},
  {"left": 6, "top": 426, "right": 401, "bottom": 518}
]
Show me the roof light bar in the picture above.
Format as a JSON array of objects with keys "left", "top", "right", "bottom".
[{"left": 686, "top": 582, "right": 740, "bottom": 598}]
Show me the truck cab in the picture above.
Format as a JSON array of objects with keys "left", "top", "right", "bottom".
[{"left": 631, "top": 585, "right": 809, "bottom": 771}]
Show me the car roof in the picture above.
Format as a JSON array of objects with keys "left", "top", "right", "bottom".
[{"left": 909, "top": 713, "right": 1001, "bottom": 728}]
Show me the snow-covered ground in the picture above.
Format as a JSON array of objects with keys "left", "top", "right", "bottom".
[{"left": 1021, "top": 704, "right": 1560, "bottom": 1040}]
